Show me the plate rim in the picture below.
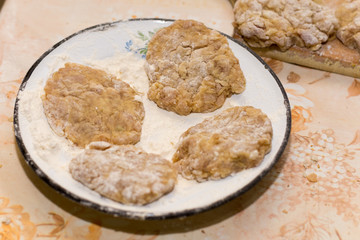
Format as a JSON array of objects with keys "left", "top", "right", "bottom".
[{"left": 13, "top": 18, "right": 291, "bottom": 220}]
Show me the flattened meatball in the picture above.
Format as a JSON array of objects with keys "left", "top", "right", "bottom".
[
  {"left": 173, "top": 106, "right": 272, "bottom": 182},
  {"left": 42, "top": 63, "right": 144, "bottom": 147},
  {"left": 69, "top": 143, "right": 177, "bottom": 205},
  {"left": 145, "top": 19, "right": 246, "bottom": 115}
]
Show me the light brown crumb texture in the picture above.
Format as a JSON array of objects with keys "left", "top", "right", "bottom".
[
  {"left": 173, "top": 106, "right": 273, "bottom": 182},
  {"left": 306, "top": 173, "right": 318, "bottom": 182},
  {"left": 69, "top": 143, "right": 177, "bottom": 205},
  {"left": 42, "top": 63, "right": 145, "bottom": 148},
  {"left": 145, "top": 19, "right": 246, "bottom": 116},
  {"left": 336, "top": 0, "right": 360, "bottom": 51},
  {"left": 233, "top": 0, "right": 338, "bottom": 51}
]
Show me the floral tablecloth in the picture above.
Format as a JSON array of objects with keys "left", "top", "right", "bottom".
[{"left": 1, "top": 0, "right": 359, "bottom": 239}]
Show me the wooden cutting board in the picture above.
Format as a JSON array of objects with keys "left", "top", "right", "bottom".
[{"left": 231, "top": 0, "right": 360, "bottom": 78}]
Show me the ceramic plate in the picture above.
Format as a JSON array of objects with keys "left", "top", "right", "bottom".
[{"left": 13, "top": 18, "right": 291, "bottom": 220}]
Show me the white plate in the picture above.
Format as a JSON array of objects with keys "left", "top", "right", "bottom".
[{"left": 13, "top": 19, "right": 291, "bottom": 220}]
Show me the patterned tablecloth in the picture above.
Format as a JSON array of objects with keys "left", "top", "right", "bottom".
[{"left": 1, "top": 0, "right": 359, "bottom": 239}]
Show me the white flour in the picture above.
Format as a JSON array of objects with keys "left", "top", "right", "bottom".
[
  {"left": 18, "top": 51, "right": 234, "bottom": 182},
  {"left": 20, "top": 53, "right": 190, "bottom": 164},
  {"left": 85, "top": 52, "right": 228, "bottom": 159},
  {"left": 17, "top": 50, "right": 283, "bottom": 214}
]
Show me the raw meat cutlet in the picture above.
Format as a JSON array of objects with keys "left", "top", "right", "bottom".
[
  {"left": 42, "top": 63, "right": 145, "bottom": 147},
  {"left": 145, "top": 19, "right": 246, "bottom": 116},
  {"left": 69, "top": 142, "right": 177, "bottom": 205},
  {"left": 173, "top": 106, "right": 272, "bottom": 182}
]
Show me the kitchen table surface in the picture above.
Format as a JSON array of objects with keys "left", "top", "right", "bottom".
[{"left": 1, "top": 0, "right": 360, "bottom": 239}]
